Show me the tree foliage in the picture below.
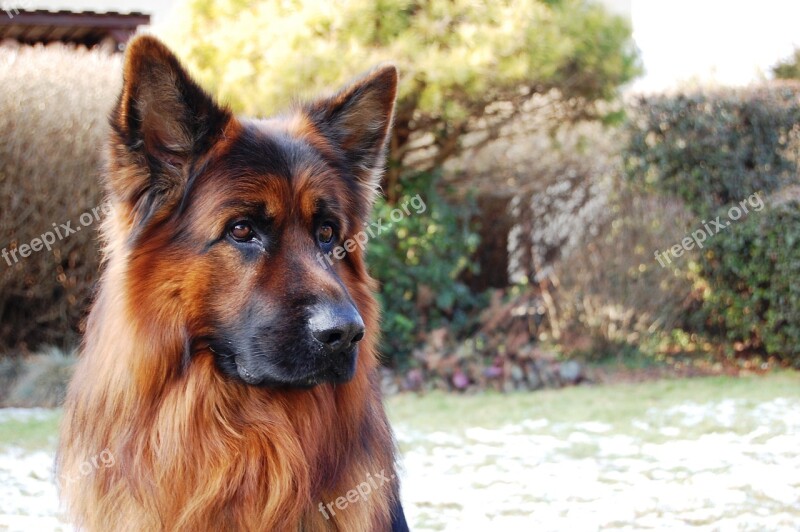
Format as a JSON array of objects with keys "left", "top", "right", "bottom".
[
  {"left": 169, "top": 0, "right": 639, "bottom": 198},
  {"left": 773, "top": 48, "right": 800, "bottom": 80}
]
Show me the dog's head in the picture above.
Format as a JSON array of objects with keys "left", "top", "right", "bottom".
[{"left": 107, "top": 36, "right": 396, "bottom": 388}]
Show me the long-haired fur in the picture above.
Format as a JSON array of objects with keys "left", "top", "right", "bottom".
[{"left": 57, "top": 35, "right": 404, "bottom": 531}]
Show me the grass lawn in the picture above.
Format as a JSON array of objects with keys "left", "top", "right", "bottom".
[
  {"left": 2, "top": 372, "right": 799, "bottom": 451},
  {"left": 0, "top": 409, "right": 61, "bottom": 450},
  {"left": 386, "top": 371, "right": 800, "bottom": 432}
]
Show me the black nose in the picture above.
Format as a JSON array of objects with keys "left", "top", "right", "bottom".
[{"left": 309, "top": 303, "right": 365, "bottom": 355}]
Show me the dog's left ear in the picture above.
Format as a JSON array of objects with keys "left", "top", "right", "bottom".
[{"left": 305, "top": 66, "right": 398, "bottom": 188}]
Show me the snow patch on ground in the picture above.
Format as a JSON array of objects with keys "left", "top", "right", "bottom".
[
  {"left": 0, "top": 447, "right": 67, "bottom": 531},
  {"left": 396, "top": 397, "right": 800, "bottom": 531}
]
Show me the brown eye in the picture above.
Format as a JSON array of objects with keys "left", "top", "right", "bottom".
[
  {"left": 230, "top": 222, "right": 254, "bottom": 242},
  {"left": 317, "top": 224, "right": 335, "bottom": 245}
]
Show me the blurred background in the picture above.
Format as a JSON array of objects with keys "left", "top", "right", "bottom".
[{"left": 1, "top": 1, "right": 799, "bottom": 530}]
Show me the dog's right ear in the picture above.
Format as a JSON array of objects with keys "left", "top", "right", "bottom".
[{"left": 108, "top": 35, "right": 231, "bottom": 226}]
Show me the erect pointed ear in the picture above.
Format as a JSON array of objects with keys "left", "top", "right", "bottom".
[
  {"left": 108, "top": 35, "right": 231, "bottom": 220},
  {"left": 305, "top": 65, "right": 398, "bottom": 187}
]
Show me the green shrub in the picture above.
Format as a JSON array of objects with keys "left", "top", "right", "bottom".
[
  {"left": 0, "top": 44, "right": 120, "bottom": 352},
  {"left": 773, "top": 49, "right": 800, "bottom": 80},
  {"left": 698, "top": 199, "right": 800, "bottom": 366},
  {"left": 367, "top": 172, "right": 483, "bottom": 366},
  {"left": 624, "top": 84, "right": 800, "bottom": 215}
]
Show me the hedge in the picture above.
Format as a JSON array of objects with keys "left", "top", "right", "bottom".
[
  {"left": 698, "top": 198, "right": 800, "bottom": 366},
  {"left": 624, "top": 82, "right": 800, "bottom": 215},
  {"left": 0, "top": 44, "right": 120, "bottom": 352},
  {"left": 624, "top": 84, "right": 800, "bottom": 365}
]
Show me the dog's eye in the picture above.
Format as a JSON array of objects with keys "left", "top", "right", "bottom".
[
  {"left": 230, "top": 222, "right": 255, "bottom": 242},
  {"left": 317, "top": 224, "right": 335, "bottom": 245}
]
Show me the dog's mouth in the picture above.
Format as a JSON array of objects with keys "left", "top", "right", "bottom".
[{"left": 230, "top": 348, "right": 358, "bottom": 388}]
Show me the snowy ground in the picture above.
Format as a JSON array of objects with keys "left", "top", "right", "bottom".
[
  {"left": 2, "top": 392, "right": 799, "bottom": 531},
  {"left": 397, "top": 397, "right": 800, "bottom": 531},
  {"left": 0, "top": 409, "right": 65, "bottom": 531}
]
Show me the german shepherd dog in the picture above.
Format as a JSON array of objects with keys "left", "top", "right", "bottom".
[{"left": 57, "top": 35, "right": 408, "bottom": 531}]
